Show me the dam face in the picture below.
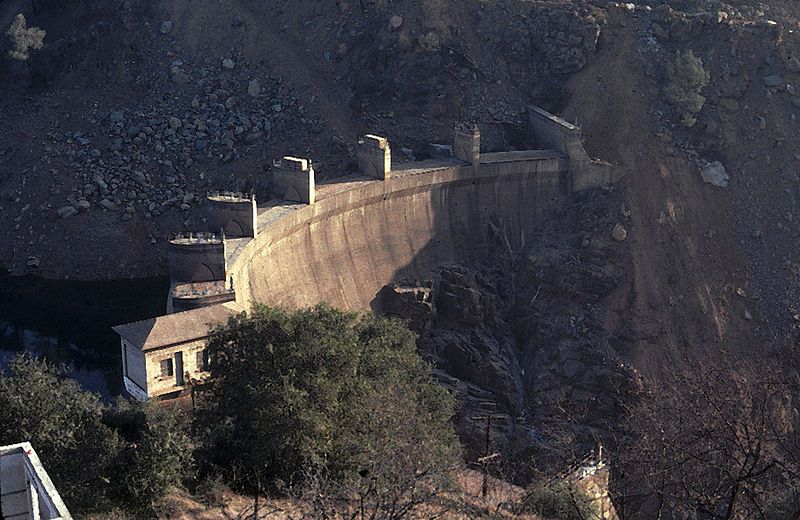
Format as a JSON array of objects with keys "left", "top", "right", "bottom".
[
  {"left": 114, "top": 106, "right": 619, "bottom": 399},
  {"left": 231, "top": 151, "right": 569, "bottom": 310}
]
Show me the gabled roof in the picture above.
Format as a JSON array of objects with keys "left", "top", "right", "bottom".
[{"left": 113, "top": 302, "right": 242, "bottom": 352}]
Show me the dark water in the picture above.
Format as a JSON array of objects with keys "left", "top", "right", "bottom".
[{"left": 0, "top": 273, "right": 168, "bottom": 400}]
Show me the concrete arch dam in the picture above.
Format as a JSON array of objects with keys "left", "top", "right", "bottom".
[
  {"left": 231, "top": 150, "right": 569, "bottom": 311},
  {"left": 114, "top": 106, "right": 619, "bottom": 400}
]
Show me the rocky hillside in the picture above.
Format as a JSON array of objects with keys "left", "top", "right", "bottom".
[
  {"left": 0, "top": 0, "right": 607, "bottom": 278},
  {"left": 2, "top": 0, "right": 800, "bottom": 493}
]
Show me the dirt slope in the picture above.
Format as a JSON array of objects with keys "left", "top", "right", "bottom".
[{"left": 563, "top": 9, "right": 755, "bottom": 372}]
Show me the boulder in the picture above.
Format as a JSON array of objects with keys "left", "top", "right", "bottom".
[
  {"left": 388, "top": 15, "right": 403, "bottom": 31},
  {"left": 700, "top": 161, "right": 729, "bottom": 188},
  {"left": 248, "top": 79, "right": 261, "bottom": 97},
  {"left": 57, "top": 205, "right": 77, "bottom": 218},
  {"left": 612, "top": 223, "right": 628, "bottom": 242},
  {"left": 100, "top": 199, "right": 118, "bottom": 211},
  {"left": 160, "top": 21, "right": 173, "bottom": 34},
  {"left": 764, "top": 74, "right": 783, "bottom": 87}
]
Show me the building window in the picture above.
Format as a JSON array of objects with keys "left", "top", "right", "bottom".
[
  {"left": 160, "top": 358, "right": 173, "bottom": 377},
  {"left": 196, "top": 349, "right": 209, "bottom": 372}
]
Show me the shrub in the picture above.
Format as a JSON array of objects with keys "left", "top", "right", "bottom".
[
  {"left": 196, "top": 305, "right": 460, "bottom": 500},
  {"left": 664, "top": 49, "right": 710, "bottom": 127},
  {"left": 0, "top": 355, "right": 122, "bottom": 512},
  {"left": 103, "top": 399, "right": 195, "bottom": 515},
  {"left": 0, "top": 355, "right": 194, "bottom": 517},
  {"left": 520, "top": 481, "right": 600, "bottom": 520},
  {"left": 6, "top": 14, "right": 45, "bottom": 61}
]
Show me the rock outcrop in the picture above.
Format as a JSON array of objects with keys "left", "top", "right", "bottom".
[{"left": 382, "top": 190, "right": 638, "bottom": 480}]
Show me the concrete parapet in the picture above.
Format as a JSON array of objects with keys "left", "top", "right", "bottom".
[
  {"left": 572, "top": 159, "right": 619, "bottom": 192},
  {"left": 273, "top": 156, "right": 316, "bottom": 204},
  {"left": 170, "top": 280, "right": 235, "bottom": 312},
  {"left": 168, "top": 233, "right": 227, "bottom": 283},
  {"left": 453, "top": 122, "right": 480, "bottom": 165},
  {"left": 526, "top": 105, "right": 619, "bottom": 192},
  {"left": 357, "top": 134, "right": 392, "bottom": 180},
  {"left": 527, "top": 105, "right": 589, "bottom": 162},
  {"left": 206, "top": 192, "right": 258, "bottom": 238}
]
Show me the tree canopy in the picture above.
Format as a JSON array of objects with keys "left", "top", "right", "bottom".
[
  {"left": 0, "top": 355, "right": 193, "bottom": 516},
  {"left": 195, "top": 304, "right": 460, "bottom": 498}
]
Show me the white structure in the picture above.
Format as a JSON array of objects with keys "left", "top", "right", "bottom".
[{"left": 0, "top": 443, "right": 72, "bottom": 520}]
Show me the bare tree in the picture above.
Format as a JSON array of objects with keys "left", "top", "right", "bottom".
[{"left": 612, "top": 357, "right": 800, "bottom": 519}]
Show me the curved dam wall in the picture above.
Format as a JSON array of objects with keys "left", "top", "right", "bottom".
[
  {"left": 115, "top": 106, "right": 621, "bottom": 400},
  {"left": 228, "top": 151, "right": 569, "bottom": 311}
]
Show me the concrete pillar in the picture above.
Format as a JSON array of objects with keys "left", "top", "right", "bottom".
[
  {"left": 357, "top": 134, "right": 391, "bottom": 180},
  {"left": 453, "top": 122, "right": 480, "bottom": 165},
  {"left": 273, "top": 156, "right": 316, "bottom": 204},
  {"left": 206, "top": 192, "right": 258, "bottom": 238},
  {"left": 168, "top": 234, "right": 227, "bottom": 283}
]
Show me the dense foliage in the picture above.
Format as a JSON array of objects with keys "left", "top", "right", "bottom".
[
  {"left": 0, "top": 355, "right": 193, "bottom": 516},
  {"left": 6, "top": 14, "right": 45, "bottom": 61},
  {"left": 196, "top": 304, "right": 460, "bottom": 495}
]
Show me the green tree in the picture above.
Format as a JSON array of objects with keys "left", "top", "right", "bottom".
[
  {"left": 104, "top": 399, "right": 195, "bottom": 516},
  {"left": 0, "top": 355, "right": 121, "bottom": 512},
  {"left": 0, "top": 355, "right": 194, "bottom": 517},
  {"left": 196, "top": 305, "right": 460, "bottom": 508}
]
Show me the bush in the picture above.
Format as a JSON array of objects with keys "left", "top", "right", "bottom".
[
  {"left": 6, "top": 14, "right": 45, "bottom": 61},
  {"left": 196, "top": 305, "right": 460, "bottom": 499},
  {"left": 664, "top": 49, "right": 710, "bottom": 127},
  {"left": 0, "top": 355, "right": 121, "bottom": 512},
  {"left": 520, "top": 481, "right": 600, "bottom": 520},
  {"left": 0, "top": 355, "right": 194, "bottom": 517},
  {"left": 103, "top": 399, "right": 195, "bottom": 515}
]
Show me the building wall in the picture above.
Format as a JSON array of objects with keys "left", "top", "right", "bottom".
[
  {"left": 144, "top": 339, "right": 211, "bottom": 398},
  {"left": 273, "top": 163, "right": 315, "bottom": 204},
  {"left": 527, "top": 105, "right": 589, "bottom": 161},
  {"left": 357, "top": 136, "right": 391, "bottom": 180},
  {"left": 122, "top": 339, "right": 147, "bottom": 393},
  {"left": 229, "top": 155, "right": 569, "bottom": 311},
  {"left": 526, "top": 105, "right": 621, "bottom": 192}
]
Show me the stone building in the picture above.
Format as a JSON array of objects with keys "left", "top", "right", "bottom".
[{"left": 112, "top": 302, "right": 240, "bottom": 400}]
